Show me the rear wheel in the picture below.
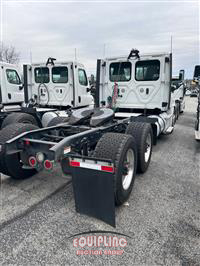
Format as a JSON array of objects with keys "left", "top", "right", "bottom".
[
  {"left": 93, "top": 133, "right": 137, "bottom": 206},
  {"left": 175, "top": 103, "right": 179, "bottom": 120},
  {"left": 1, "top": 113, "right": 38, "bottom": 129},
  {"left": 126, "top": 122, "right": 153, "bottom": 173},
  {"left": 0, "top": 123, "right": 38, "bottom": 179}
]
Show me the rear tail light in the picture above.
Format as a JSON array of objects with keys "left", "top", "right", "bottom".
[
  {"left": 29, "top": 156, "right": 37, "bottom": 167},
  {"left": 44, "top": 160, "right": 53, "bottom": 170},
  {"left": 24, "top": 140, "right": 30, "bottom": 145}
]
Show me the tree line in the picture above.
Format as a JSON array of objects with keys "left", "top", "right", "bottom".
[{"left": 0, "top": 43, "right": 20, "bottom": 64}]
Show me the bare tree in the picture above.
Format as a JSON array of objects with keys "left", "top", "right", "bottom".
[{"left": 0, "top": 43, "right": 20, "bottom": 64}]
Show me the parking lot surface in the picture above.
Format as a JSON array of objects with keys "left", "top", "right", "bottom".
[{"left": 0, "top": 96, "right": 199, "bottom": 265}]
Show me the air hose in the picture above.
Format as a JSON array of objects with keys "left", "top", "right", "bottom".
[{"left": 107, "top": 82, "right": 118, "bottom": 111}]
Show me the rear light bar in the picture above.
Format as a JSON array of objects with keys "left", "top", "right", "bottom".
[{"left": 69, "top": 158, "right": 114, "bottom": 173}]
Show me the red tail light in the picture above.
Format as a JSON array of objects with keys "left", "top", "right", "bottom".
[
  {"left": 29, "top": 156, "right": 37, "bottom": 167},
  {"left": 25, "top": 140, "right": 30, "bottom": 145},
  {"left": 44, "top": 160, "right": 53, "bottom": 170}
]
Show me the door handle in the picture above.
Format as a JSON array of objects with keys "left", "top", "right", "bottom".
[{"left": 146, "top": 88, "right": 149, "bottom": 95}]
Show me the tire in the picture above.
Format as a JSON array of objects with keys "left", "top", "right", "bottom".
[
  {"left": 47, "top": 116, "right": 69, "bottom": 127},
  {"left": 175, "top": 103, "right": 179, "bottom": 120},
  {"left": 1, "top": 113, "right": 38, "bottom": 129},
  {"left": 126, "top": 122, "right": 153, "bottom": 173},
  {"left": 61, "top": 158, "right": 71, "bottom": 175},
  {"left": 0, "top": 123, "right": 38, "bottom": 179},
  {"left": 172, "top": 107, "right": 176, "bottom": 126},
  {"left": 177, "top": 102, "right": 180, "bottom": 118},
  {"left": 93, "top": 133, "right": 137, "bottom": 206}
]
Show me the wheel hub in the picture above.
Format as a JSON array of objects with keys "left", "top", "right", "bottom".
[
  {"left": 122, "top": 149, "right": 134, "bottom": 190},
  {"left": 144, "top": 133, "right": 152, "bottom": 163}
]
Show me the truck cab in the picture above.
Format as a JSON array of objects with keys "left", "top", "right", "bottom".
[
  {"left": 0, "top": 62, "right": 24, "bottom": 105},
  {"left": 96, "top": 50, "right": 171, "bottom": 114},
  {"left": 25, "top": 58, "right": 93, "bottom": 109},
  {"left": 0, "top": 59, "right": 94, "bottom": 129},
  {"left": 95, "top": 49, "right": 175, "bottom": 136}
]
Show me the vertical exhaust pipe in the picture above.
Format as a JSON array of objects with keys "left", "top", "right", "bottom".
[{"left": 23, "top": 64, "right": 29, "bottom": 104}]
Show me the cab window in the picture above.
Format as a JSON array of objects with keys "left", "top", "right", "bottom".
[
  {"left": 78, "top": 69, "right": 88, "bottom": 86},
  {"left": 109, "top": 62, "right": 131, "bottom": 82},
  {"left": 52, "top": 67, "right": 68, "bottom": 83},
  {"left": 34, "top": 67, "right": 49, "bottom": 83},
  {"left": 135, "top": 60, "right": 160, "bottom": 81},
  {"left": 6, "top": 69, "right": 21, "bottom": 85}
]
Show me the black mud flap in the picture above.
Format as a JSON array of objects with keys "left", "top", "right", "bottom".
[{"left": 69, "top": 155, "right": 115, "bottom": 227}]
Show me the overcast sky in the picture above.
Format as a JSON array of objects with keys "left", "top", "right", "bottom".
[{"left": 1, "top": 0, "right": 199, "bottom": 78}]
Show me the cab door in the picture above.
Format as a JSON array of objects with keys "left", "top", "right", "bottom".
[
  {"left": 50, "top": 65, "right": 72, "bottom": 106},
  {"left": 103, "top": 60, "right": 135, "bottom": 109},
  {"left": 75, "top": 66, "right": 92, "bottom": 107},
  {"left": 4, "top": 67, "right": 24, "bottom": 104}
]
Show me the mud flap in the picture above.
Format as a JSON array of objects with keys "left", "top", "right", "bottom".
[{"left": 69, "top": 155, "right": 116, "bottom": 227}]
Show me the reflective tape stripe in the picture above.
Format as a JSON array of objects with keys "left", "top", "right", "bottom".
[
  {"left": 80, "top": 162, "right": 101, "bottom": 171},
  {"left": 70, "top": 161, "right": 80, "bottom": 167},
  {"left": 69, "top": 159, "right": 114, "bottom": 173},
  {"left": 101, "top": 165, "right": 114, "bottom": 173}
]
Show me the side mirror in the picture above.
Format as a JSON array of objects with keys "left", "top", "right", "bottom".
[{"left": 86, "top": 87, "right": 91, "bottom": 93}]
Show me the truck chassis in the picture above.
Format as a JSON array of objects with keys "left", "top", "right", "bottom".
[{"left": 1, "top": 107, "right": 155, "bottom": 226}]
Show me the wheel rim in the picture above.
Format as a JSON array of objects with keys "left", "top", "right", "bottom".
[
  {"left": 144, "top": 133, "right": 152, "bottom": 163},
  {"left": 122, "top": 148, "right": 134, "bottom": 190}
]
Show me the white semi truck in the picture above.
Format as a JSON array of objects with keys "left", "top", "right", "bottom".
[
  {"left": 0, "top": 58, "right": 93, "bottom": 128},
  {"left": 0, "top": 49, "right": 177, "bottom": 226}
]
